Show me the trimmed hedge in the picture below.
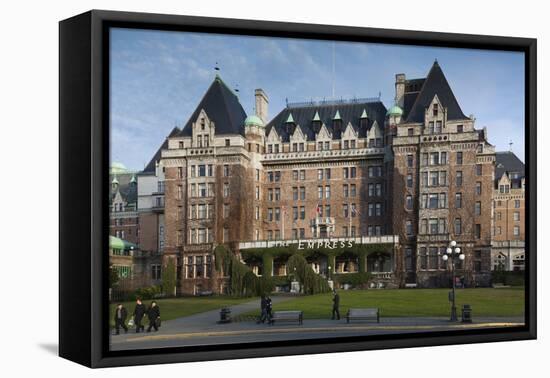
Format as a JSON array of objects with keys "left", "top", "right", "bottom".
[
  {"left": 332, "top": 272, "right": 373, "bottom": 287},
  {"left": 492, "top": 270, "right": 525, "bottom": 286}
]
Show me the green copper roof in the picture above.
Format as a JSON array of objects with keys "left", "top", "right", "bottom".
[
  {"left": 333, "top": 110, "right": 341, "bottom": 120},
  {"left": 313, "top": 111, "right": 321, "bottom": 121},
  {"left": 109, "top": 236, "right": 137, "bottom": 251},
  {"left": 130, "top": 174, "right": 137, "bottom": 184},
  {"left": 286, "top": 113, "right": 295, "bottom": 123},
  {"left": 360, "top": 109, "right": 368, "bottom": 118},
  {"left": 386, "top": 105, "right": 403, "bottom": 116},
  {"left": 110, "top": 162, "right": 128, "bottom": 174},
  {"left": 109, "top": 236, "right": 125, "bottom": 250},
  {"left": 111, "top": 175, "right": 119, "bottom": 185},
  {"left": 244, "top": 114, "right": 264, "bottom": 127}
]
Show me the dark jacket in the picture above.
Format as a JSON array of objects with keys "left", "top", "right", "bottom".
[
  {"left": 133, "top": 303, "right": 146, "bottom": 319},
  {"left": 114, "top": 307, "right": 127, "bottom": 323},
  {"left": 266, "top": 298, "right": 273, "bottom": 312},
  {"left": 332, "top": 294, "right": 340, "bottom": 307},
  {"left": 260, "top": 297, "right": 267, "bottom": 310},
  {"left": 147, "top": 305, "right": 160, "bottom": 320}
]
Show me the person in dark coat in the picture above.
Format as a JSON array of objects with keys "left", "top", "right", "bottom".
[
  {"left": 257, "top": 295, "right": 268, "bottom": 324},
  {"left": 114, "top": 303, "right": 128, "bottom": 335},
  {"left": 133, "top": 298, "right": 146, "bottom": 333},
  {"left": 331, "top": 290, "right": 340, "bottom": 320},
  {"left": 146, "top": 301, "right": 161, "bottom": 332},
  {"left": 266, "top": 296, "right": 273, "bottom": 324}
]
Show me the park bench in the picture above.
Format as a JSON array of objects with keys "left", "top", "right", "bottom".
[
  {"left": 346, "top": 308, "right": 380, "bottom": 323},
  {"left": 270, "top": 310, "right": 303, "bottom": 325}
]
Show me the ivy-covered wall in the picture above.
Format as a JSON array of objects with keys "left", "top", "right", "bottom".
[
  {"left": 240, "top": 243, "right": 392, "bottom": 274},
  {"left": 214, "top": 243, "right": 394, "bottom": 296}
]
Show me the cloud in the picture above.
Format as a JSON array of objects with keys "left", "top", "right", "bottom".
[{"left": 109, "top": 29, "right": 526, "bottom": 168}]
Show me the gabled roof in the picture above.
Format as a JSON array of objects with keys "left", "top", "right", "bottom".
[
  {"left": 266, "top": 100, "right": 387, "bottom": 142},
  {"left": 405, "top": 61, "right": 467, "bottom": 123},
  {"left": 179, "top": 76, "right": 247, "bottom": 137},
  {"left": 496, "top": 151, "right": 525, "bottom": 180}
]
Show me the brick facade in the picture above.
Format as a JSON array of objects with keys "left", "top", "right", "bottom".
[{"left": 110, "top": 61, "right": 523, "bottom": 295}]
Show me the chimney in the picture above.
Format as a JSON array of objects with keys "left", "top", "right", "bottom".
[
  {"left": 255, "top": 88, "right": 269, "bottom": 123},
  {"left": 395, "top": 74, "right": 406, "bottom": 108}
]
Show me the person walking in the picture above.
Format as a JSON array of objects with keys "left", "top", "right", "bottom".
[
  {"left": 113, "top": 303, "right": 128, "bottom": 335},
  {"left": 331, "top": 289, "right": 340, "bottom": 320},
  {"left": 257, "top": 295, "right": 268, "bottom": 324},
  {"left": 146, "top": 301, "right": 161, "bottom": 332},
  {"left": 133, "top": 298, "right": 146, "bottom": 333},
  {"left": 266, "top": 296, "right": 273, "bottom": 324}
]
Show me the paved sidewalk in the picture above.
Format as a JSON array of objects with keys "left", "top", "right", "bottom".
[{"left": 110, "top": 298, "right": 525, "bottom": 351}]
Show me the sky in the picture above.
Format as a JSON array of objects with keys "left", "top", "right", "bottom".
[{"left": 110, "top": 28, "right": 525, "bottom": 171}]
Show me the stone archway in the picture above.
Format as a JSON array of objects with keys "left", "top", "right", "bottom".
[
  {"left": 243, "top": 256, "right": 263, "bottom": 276},
  {"left": 335, "top": 251, "right": 360, "bottom": 273},
  {"left": 367, "top": 251, "right": 393, "bottom": 273}
]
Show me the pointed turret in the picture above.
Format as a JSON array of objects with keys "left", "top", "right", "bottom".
[
  {"left": 405, "top": 60, "right": 466, "bottom": 123},
  {"left": 179, "top": 75, "right": 247, "bottom": 137}
]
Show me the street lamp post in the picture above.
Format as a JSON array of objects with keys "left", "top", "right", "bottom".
[{"left": 442, "top": 240, "right": 465, "bottom": 322}]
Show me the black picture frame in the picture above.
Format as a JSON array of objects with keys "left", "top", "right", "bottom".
[{"left": 59, "top": 9, "right": 537, "bottom": 368}]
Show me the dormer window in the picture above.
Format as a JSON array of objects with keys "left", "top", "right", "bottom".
[
  {"left": 360, "top": 109, "right": 368, "bottom": 128},
  {"left": 200, "top": 118, "right": 205, "bottom": 130},
  {"left": 457, "top": 124, "right": 464, "bottom": 133},
  {"left": 179, "top": 141, "right": 184, "bottom": 149},
  {"left": 433, "top": 103, "right": 438, "bottom": 117},
  {"left": 332, "top": 110, "right": 342, "bottom": 132}
]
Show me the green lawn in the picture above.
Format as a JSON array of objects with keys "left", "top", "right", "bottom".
[
  {"left": 109, "top": 296, "right": 255, "bottom": 327},
  {"left": 110, "top": 288, "right": 525, "bottom": 327},
  {"left": 243, "top": 288, "right": 525, "bottom": 319}
]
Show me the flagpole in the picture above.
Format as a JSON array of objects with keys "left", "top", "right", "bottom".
[
  {"left": 349, "top": 202, "right": 352, "bottom": 237},
  {"left": 282, "top": 205, "right": 285, "bottom": 240}
]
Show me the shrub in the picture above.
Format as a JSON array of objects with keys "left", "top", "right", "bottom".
[
  {"left": 131, "top": 285, "right": 162, "bottom": 300},
  {"left": 492, "top": 270, "right": 525, "bottom": 286},
  {"left": 332, "top": 272, "right": 373, "bottom": 287}
]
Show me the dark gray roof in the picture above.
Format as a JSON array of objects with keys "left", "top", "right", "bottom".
[
  {"left": 142, "top": 127, "right": 180, "bottom": 173},
  {"left": 179, "top": 76, "right": 247, "bottom": 137},
  {"left": 405, "top": 61, "right": 467, "bottom": 123},
  {"left": 265, "top": 100, "right": 387, "bottom": 142},
  {"left": 495, "top": 151, "right": 525, "bottom": 188},
  {"left": 110, "top": 172, "right": 137, "bottom": 205}
]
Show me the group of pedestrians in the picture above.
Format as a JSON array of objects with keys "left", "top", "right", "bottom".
[{"left": 113, "top": 298, "right": 161, "bottom": 335}]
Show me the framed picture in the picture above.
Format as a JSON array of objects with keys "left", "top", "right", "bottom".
[{"left": 59, "top": 10, "right": 536, "bottom": 368}]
